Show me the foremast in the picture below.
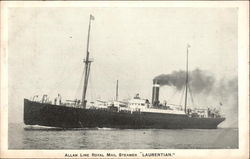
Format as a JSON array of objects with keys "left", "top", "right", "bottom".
[{"left": 82, "top": 14, "right": 95, "bottom": 108}]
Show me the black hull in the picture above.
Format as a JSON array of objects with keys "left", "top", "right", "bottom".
[{"left": 24, "top": 99, "right": 225, "bottom": 129}]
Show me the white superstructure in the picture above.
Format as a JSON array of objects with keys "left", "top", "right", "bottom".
[{"left": 127, "top": 94, "right": 186, "bottom": 115}]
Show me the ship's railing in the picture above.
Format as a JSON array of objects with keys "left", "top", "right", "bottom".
[{"left": 186, "top": 107, "right": 223, "bottom": 118}]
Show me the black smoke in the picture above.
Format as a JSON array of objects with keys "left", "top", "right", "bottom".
[{"left": 154, "top": 68, "right": 215, "bottom": 93}]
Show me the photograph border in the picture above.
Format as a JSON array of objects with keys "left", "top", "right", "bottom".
[{"left": 1, "top": 1, "right": 249, "bottom": 158}]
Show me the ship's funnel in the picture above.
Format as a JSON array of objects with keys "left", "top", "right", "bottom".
[{"left": 152, "top": 80, "right": 160, "bottom": 106}]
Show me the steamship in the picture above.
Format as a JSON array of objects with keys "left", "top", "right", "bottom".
[{"left": 24, "top": 15, "right": 225, "bottom": 129}]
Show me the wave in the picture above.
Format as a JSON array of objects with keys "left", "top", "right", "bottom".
[
  {"left": 24, "top": 125, "right": 65, "bottom": 131},
  {"left": 23, "top": 125, "right": 117, "bottom": 131}
]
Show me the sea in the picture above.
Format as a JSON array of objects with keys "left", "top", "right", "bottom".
[{"left": 8, "top": 123, "right": 238, "bottom": 149}]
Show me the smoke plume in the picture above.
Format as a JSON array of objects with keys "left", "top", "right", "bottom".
[
  {"left": 154, "top": 68, "right": 215, "bottom": 93},
  {"left": 214, "top": 77, "right": 238, "bottom": 127}
]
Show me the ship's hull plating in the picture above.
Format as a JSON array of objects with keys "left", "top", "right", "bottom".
[{"left": 24, "top": 99, "right": 225, "bottom": 129}]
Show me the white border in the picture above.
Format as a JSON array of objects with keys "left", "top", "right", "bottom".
[{"left": 0, "top": 1, "right": 249, "bottom": 159}]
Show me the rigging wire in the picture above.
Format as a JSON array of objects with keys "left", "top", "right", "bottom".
[
  {"left": 88, "top": 67, "right": 95, "bottom": 102},
  {"left": 47, "top": 53, "right": 80, "bottom": 98},
  {"left": 74, "top": 68, "right": 85, "bottom": 99},
  {"left": 188, "top": 83, "right": 195, "bottom": 107},
  {"left": 179, "top": 86, "right": 185, "bottom": 108},
  {"left": 168, "top": 87, "right": 178, "bottom": 104}
]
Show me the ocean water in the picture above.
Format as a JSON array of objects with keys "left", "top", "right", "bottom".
[{"left": 8, "top": 123, "right": 238, "bottom": 149}]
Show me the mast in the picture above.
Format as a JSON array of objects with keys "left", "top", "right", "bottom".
[
  {"left": 184, "top": 44, "right": 190, "bottom": 113},
  {"left": 116, "top": 80, "right": 119, "bottom": 101},
  {"left": 82, "top": 14, "right": 94, "bottom": 108}
]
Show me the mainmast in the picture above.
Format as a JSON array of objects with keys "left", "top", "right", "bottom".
[
  {"left": 82, "top": 14, "right": 95, "bottom": 108},
  {"left": 184, "top": 44, "right": 191, "bottom": 113}
]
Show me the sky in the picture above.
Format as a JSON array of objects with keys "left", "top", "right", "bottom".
[{"left": 8, "top": 7, "right": 238, "bottom": 127}]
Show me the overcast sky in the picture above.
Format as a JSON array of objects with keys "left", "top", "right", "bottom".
[{"left": 8, "top": 7, "right": 238, "bottom": 126}]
